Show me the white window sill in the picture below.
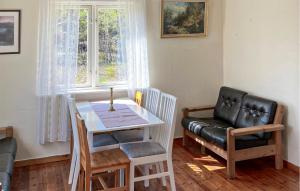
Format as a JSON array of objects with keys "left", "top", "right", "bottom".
[
  {"left": 69, "top": 86, "right": 128, "bottom": 95},
  {"left": 70, "top": 87, "right": 129, "bottom": 101}
]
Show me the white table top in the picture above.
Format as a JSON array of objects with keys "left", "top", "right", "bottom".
[{"left": 76, "top": 99, "right": 164, "bottom": 133}]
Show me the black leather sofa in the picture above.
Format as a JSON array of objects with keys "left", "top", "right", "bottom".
[
  {"left": 0, "top": 127, "right": 17, "bottom": 191},
  {"left": 182, "top": 87, "right": 285, "bottom": 178}
]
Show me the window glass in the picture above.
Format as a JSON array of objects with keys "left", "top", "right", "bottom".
[
  {"left": 96, "top": 8, "right": 127, "bottom": 86},
  {"left": 75, "top": 8, "right": 90, "bottom": 86}
]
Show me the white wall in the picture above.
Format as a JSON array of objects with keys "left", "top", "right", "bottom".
[
  {"left": 0, "top": 0, "right": 69, "bottom": 160},
  {"left": 3, "top": 0, "right": 298, "bottom": 167},
  {"left": 0, "top": 0, "right": 223, "bottom": 160},
  {"left": 147, "top": 0, "right": 224, "bottom": 137},
  {"left": 223, "top": 0, "right": 300, "bottom": 166}
]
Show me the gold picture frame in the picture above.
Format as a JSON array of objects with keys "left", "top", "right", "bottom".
[{"left": 161, "top": 0, "right": 208, "bottom": 38}]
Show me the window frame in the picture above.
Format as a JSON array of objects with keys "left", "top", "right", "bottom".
[{"left": 60, "top": 1, "right": 128, "bottom": 90}]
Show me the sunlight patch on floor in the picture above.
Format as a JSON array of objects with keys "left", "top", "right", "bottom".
[
  {"left": 203, "top": 165, "right": 225, "bottom": 171},
  {"left": 193, "top": 156, "right": 219, "bottom": 163},
  {"left": 186, "top": 162, "right": 203, "bottom": 174}
]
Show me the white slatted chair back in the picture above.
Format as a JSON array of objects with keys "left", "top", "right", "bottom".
[
  {"left": 152, "top": 93, "right": 177, "bottom": 155},
  {"left": 68, "top": 97, "right": 81, "bottom": 191},
  {"left": 68, "top": 98, "right": 80, "bottom": 153},
  {"left": 145, "top": 88, "right": 161, "bottom": 115}
]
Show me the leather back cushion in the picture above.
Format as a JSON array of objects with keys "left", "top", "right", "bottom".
[
  {"left": 214, "top": 87, "right": 247, "bottom": 125},
  {"left": 236, "top": 95, "right": 277, "bottom": 139}
]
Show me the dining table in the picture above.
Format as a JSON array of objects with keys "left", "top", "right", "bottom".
[{"left": 76, "top": 99, "right": 165, "bottom": 152}]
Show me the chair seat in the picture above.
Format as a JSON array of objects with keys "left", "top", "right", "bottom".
[
  {"left": 112, "top": 129, "right": 144, "bottom": 143},
  {"left": 0, "top": 138, "right": 17, "bottom": 159},
  {"left": 0, "top": 172, "right": 10, "bottom": 191},
  {"left": 0, "top": 153, "right": 14, "bottom": 176},
  {"left": 201, "top": 126, "right": 268, "bottom": 150},
  {"left": 120, "top": 142, "right": 166, "bottom": 158},
  {"left": 93, "top": 134, "right": 118, "bottom": 148},
  {"left": 182, "top": 117, "right": 231, "bottom": 136},
  {"left": 90, "top": 149, "right": 130, "bottom": 170}
]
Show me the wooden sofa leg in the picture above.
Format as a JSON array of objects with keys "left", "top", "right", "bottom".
[
  {"left": 201, "top": 146, "right": 206, "bottom": 154},
  {"left": 183, "top": 128, "right": 187, "bottom": 147},
  {"left": 227, "top": 128, "right": 236, "bottom": 179},
  {"left": 275, "top": 130, "right": 283, "bottom": 169},
  {"left": 227, "top": 157, "right": 235, "bottom": 179}
]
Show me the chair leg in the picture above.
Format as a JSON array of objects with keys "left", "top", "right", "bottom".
[
  {"left": 68, "top": 150, "right": 76, "bottom": 184},
  {"left": 115, "top": 170, "right": 120, "bottom": 187},
  {"left": 125, "top": 164, "right": 130, "bottom": 191},
  {"left": 78, "top": 168, "right": 84, "bottom": 191},
  {"left": 167, "top": 159, "right": 176, "bottom": 191},
  {"left": 155, "top": 162, "right": 160, "bottom": 173},
  {"left": 71, "top": 157, "right": 80, "bottom": 191},
  {"left": 144, "top": 165, "right": 150, "bottom": 187},
  {"left": 130, "top": 163, "right": 135, "bottom": 191},
  {"left": 159, "top": 162, "right": 167, "bottom": 187},
  {"left": 149, "top": 163, "right": 153, "bottom": 170},
  {"left": 120, "top": 169, "right": 125, "bottom": 186},
  {"left": 85, "top": 171, "right": 91, "bottom": 191}
]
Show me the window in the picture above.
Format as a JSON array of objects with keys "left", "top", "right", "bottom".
[
  {"left": 76, "top": 7, "right": 90, "bottom": 87},
  {"left": 71, "top": 3, "right": 128, "bottom": 89}
]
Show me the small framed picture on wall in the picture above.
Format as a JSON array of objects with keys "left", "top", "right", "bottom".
[
  {"left": 0, "top": 10, "right": 21, "bottom": 54},
  {"left": 161, "top": 0, "right": 208, "bottom": 38}
]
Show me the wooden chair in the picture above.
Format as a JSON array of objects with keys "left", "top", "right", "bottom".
[
  {"left": 68, "top": 98, "right": 119, "bottom": 191},
  {"left": 76, "top": 114, "right": 130, "bottom": 191},
  {"left": 120, "top": 93, "right": 177, "bottom": 191}
]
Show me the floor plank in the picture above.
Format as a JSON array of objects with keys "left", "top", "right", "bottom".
[{"left": 11, "top": 140, "right": 299, "bottom": 191}]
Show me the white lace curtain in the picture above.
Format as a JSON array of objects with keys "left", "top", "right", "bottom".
[
  {"left": 36, "top": 0, "right": 80, "bottom": 144},
  {"left": 119, "top": 0, "right": 150, "bottom": 98},
  {"left": 36, "top": 0, "right": 149, "bottom": 144}
]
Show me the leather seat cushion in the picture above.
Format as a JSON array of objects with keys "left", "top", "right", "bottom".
[
  {"left": 0, "top": 172, "right": 10, "bottom": 191},
  {"left": 214, "top": 87, "right": 247, "bottom": 125},
  {"left": 93, "top": 134, "right": 118, "bottom": 148},
  {"left": 201, "top": 126, "right": 268, "bottom": 150},
  {"left": 182, "top": 117, "right": 232, "bottom": 136},
  {"left": 0, "top": 138, "right": 17, "bottom": 159},
  {"left": 120, "top": 142, "right": 166, "bottom": 158},
  {"left": 0, "top": 153, "right": 14, "bottom": 176},
  {"left": 236, "top": 95, "right": 277, "bottom": 139},
  {"left": 112, "top": 129, "right": 144, "bottom": 143}
]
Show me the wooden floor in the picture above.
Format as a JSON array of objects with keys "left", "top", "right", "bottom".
[{"left": 12, "top": 139, "right": 299, "bottom": 191}]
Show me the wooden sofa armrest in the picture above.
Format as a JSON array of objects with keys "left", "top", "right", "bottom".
[
  {"left": 182, "top": 105, "right": 215, "bottom": 117},
  {"left": 0, "top": 126, "right": 13, "bottom": 137},
  {"left": 228, "top": 124, "right": 284, "bottom": 137}
]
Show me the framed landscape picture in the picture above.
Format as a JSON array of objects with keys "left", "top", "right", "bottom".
[
  {"left": 161, "top": 0, "right": 208, "bottom": 38},
  {"left": 0, "top": 10, "right": 21, "bottom": 54}
]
